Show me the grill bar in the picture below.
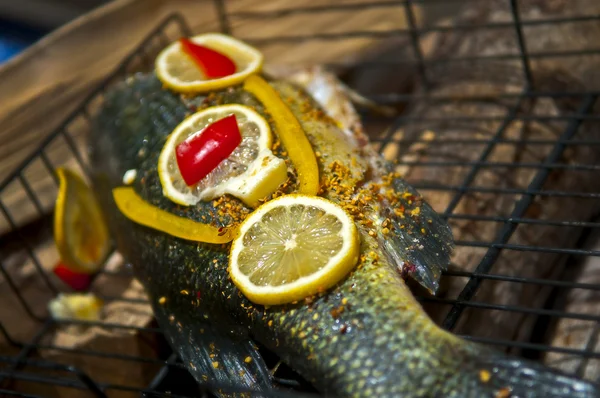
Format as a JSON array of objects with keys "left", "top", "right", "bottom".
[
  {"left": 0, "top": 321, "right": 53, "bottom": 387},
  {"left": 403, "top": 1, "right": 428, "bottom": 89},
  {"left": 213, "top": 0, "right": 231, "bottom": 35},
  {"left": 372, "top": 137, "right": 600, "bottom": 146},
  {"left": 411, "top": 184, "right": 600, "bottom": 199},
  {"left": 509, "top": 0, "right": 533, "bottom": 87},
  {"left": 367, "top": 89, "right": 600, "bottom": 103},
  {"left": 442, "top": 94, "right": 598, "bottom": 331},
  {"left": 0, "top": 260, "right": 44, "bottom": 322},
  {"left": 0, "top": 199, "right": 58, "bottom": 297},
  {"left": 395, "top": 160, "right": 600, "bottom": 171},
  {"left": 441, "top": 96, "right": 525, "bottom": 217},
  {"left": 0, "top": 389, "right": 44, "bottom": 398}
]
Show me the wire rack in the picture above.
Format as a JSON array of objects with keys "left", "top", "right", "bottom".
[{"left": 2, "top": 0, "right": 600, "bottom": 396}]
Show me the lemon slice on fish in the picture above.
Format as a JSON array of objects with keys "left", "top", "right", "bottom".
[
  {"left": 229, "top": 195, "right": 360, "bottom": 305},
  {"left": 54, "top": 167, "right": 111, "bottom": 274},
  {"left": 158, "top": 104, "right": 287, "bottom": 208},
  {"left": 156, "top": 33, "right": 263, "bottom": 93}
]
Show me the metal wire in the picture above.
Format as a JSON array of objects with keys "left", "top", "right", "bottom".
[
  {"left": 2, "top": 1, "right": 600, "bottom": 397},
  {"left": 443, "top": 93, "right": 596, "bottom": 329}
]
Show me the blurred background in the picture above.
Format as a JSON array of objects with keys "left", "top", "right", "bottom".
[
  {"left": 0, "top": 0, "right": 110, "bottom": 63},
  {"left": 0, "top": 0, "right": 462, "bottom": 64}
]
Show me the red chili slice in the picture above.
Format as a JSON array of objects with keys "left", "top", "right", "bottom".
[
  {"left": 176, "top": 114, "right": 242, "bottom": 186},
  {"left": 179, "top": 38, "right": 236, "bottom": 79},
  {"left": 53, "top": 262, "right": 92, "bottom": 291}
]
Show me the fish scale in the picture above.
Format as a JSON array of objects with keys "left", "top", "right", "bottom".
[{"left": 88, "top": 72, "right": 599, "bottom": 397}]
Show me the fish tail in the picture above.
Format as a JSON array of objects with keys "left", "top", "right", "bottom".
[{"left": 445, "top": 340, "right": 600, "bottom": 397}]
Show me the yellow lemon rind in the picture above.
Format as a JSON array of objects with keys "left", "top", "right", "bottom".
[
  {"left": 243, "top": 75, "right": 320, "bottom": 196},
  {"left": 112, "top": 186, "right": 236, "bottom": 244}
]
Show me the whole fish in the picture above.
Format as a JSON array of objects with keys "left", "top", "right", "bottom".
[{"left": 87, "top": 70, "right": 599, "bottom": 397}]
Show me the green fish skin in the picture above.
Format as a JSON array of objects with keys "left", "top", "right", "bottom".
[{"left": 88, "top": 72, "right": 599, "bottom": 398}]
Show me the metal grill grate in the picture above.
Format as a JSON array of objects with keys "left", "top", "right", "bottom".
[{"left": 2, "top": 0, "right": 600, "bottom": 396}]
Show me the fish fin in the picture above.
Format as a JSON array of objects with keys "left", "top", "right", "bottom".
[
  {"left": 459, "top": 345, "right": 600, "bottom": 397},
  {"left": 381, "top": 177, "right": 454, "bottom": 295},
  {"left": 334, "top": 78, "right": 398, "bottom": 118},
  {"left": 153, "top": 305, "right": 273, "bottom": 398}
]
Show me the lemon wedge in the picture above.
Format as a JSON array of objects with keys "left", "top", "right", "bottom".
[
  {"left": 112, "top": 187, "right": 236, "bottom": 244},
  {"left": 229, "top": 195, "right": 360, "bottom": 305},
  {"left": 156, "top": 33, "right": 263, "bottom": 93},
  {"left": 48, "top": 293, "right": 103, "bottom": 321},
  {"left": 244, "top": 75, "right": 319, "bottom": 196},
  {"left": 158, "top": 104, "right": 287, "bottom": 208},
  {"left": 53, "top": 167, "right": 111, "bottom": 274}
]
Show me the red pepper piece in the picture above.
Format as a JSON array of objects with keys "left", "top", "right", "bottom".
[
  {"left": 179, "top": 38, "right": 236, "bottom": 79},
  {"left": 176, "top": 114, "right": 242, "bottom": 186},
  {"left": 53, "top": 262, "right": 92, "bottom": 291}
]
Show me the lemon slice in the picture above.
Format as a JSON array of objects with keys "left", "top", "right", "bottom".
[
  {"left": 158, "top": 104, "right": 287, "bottom": 208},
  {"left": 54, "top": 167, "right": 111, "bottom": 274},
  {"left": 156, "top": 33, "right": 263, "bottom": 93},
  {"left": 229, "top": 195, "right": 360, "bottom": 305},
  {"left": 48, "top": 293, "right": 103, "bottom": 321}
]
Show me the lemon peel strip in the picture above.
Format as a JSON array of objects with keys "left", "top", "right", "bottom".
[
  {"left": 113, "top": 187, "right": 236, "bottom": 244},
  {"left": 54, "top": 167, "right": 110, "bottom": 274},
  {"left": 243, "top": 75, "right": 319, "bottom": 196}
]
